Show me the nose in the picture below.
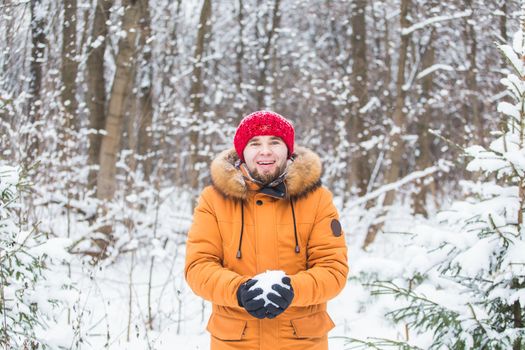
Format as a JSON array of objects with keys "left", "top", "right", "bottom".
[{"left": 260, "top": 143, "right": 272, "bottom": 155}]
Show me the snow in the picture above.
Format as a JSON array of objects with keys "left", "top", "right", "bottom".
[
  {"left": 32, "top": 1, "right": 47, "bottom": 21},
  {"left": 90, "top": 35, "right": 105, "bottom": 49},
  {"left": 512, "top": 30, "right": 524, "bottom": 56},
  {"left": 499, "top": 44, "right": 524, "bottom": 75},
  {"left": 451, "top": 237, "right": 495, "bottom": 276},
  {"left": 416, "top": 64, "right": 455, "bottom": 80},
  {"left": 358, "top": 97, "right": 380, "bottom": 114},
  {"left": 345, "top": 161, "right": 448, "bottom": 209},
  {"left": 30, "top": 237, "right": 74, "bottom": 262},
  {"left": 501, "top": 73, "right": 525, "bottom": 99},
  {"left": 503, "top": 240, "right": 525, "bottom": 276},
  {"left": 359, "top": 135, "right": 383, "bottom": 151},
  {"left": 401, "top": 10, "right": 472, "bottom": 36},
  {"left": 0, "top": 164, "right": 19, "bottom": 194},
  {"left": 250, "top": 270, "right": 290, "bottom": 307},
  {"left": 5, "top": 152, "right": 525, "bottom": 349},
  {"left": 465, "top": 148, "right": 509, "bottom": 174},
  {"left": 4, "top": 19, "right": 525, "bottom": 349},
  {"left": 497, "top": 101, "right": 520, "bottom": 120},
  {"left": 154, "top": 332, "right": 209, "bottom": 350}
]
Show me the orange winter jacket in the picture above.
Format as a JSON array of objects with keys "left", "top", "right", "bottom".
[{"left": 184, "top": 146, "right": 349, "bottom": 350}]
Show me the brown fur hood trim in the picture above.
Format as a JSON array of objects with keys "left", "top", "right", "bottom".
[{"left": 210, "top": 146, "right": 322, "bottom": 200}]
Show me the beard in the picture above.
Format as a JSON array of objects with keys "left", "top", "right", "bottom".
[{"left": 250, "top": 161, "right": 288, "bottom": 186}]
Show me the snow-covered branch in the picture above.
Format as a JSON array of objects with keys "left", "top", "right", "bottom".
[
  {"left": 416, "top": 64, "right": 455, "bottom": 80},
  {"left": 402, "top": 10, "right": 472, "bottom": 36},
  {"left": 346, "top": 161, "right": 450, "bottom": 209},
  {"left": 359, "top": 97, "right": 380, "bottom": 114}
]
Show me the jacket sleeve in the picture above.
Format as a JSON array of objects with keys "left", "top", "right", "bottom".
[
  {"left": 289, "top": 188, "right": 348, "bottom": 306},
  {"left": 184, "top": 187, "right": 248, "bottom": 307}
]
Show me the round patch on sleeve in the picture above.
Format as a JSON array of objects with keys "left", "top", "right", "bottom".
[{"left": 330, "top": 219, "right": 342, "bottom": 237}]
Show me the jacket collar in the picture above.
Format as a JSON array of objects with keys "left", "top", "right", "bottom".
[
  {"left": 210, "top": 146, "right": 322, "bottom": 200},
  {"left": 239, "top": 163, "right": 287, "bottom": 199}
]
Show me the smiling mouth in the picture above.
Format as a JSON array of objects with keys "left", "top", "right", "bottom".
[{"left": 257, "top": 161, "right": 275, "bottom": 165}]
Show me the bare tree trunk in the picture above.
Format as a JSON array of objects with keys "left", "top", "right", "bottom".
[
  {"left": 158, "top": 0, "right": 181, "bottom": 187},
  {"left": 500, "top": 0, "right": 508, "bottom": 71},
  {"left": 124, "top": 93, "right": 138, "bottom": 174},
  {"left": 93, "top": 0, "right": 142, "bottom": 254},
  {"left": 270, "top": 45, "right": 279, "bottom": 110},
  {"left": 369, "top": 0, "right": 381, "bottom": 58},
  {"left": 383, "top": 3, "right": 393, "bottom": 109},
  {"left": 235, "top": 0, "right": 245, "bottom": 113},
  {"left": 236, "top": 0, "right": 244, "bottom": 94},
  {"left": 500, "top": 0, "right": 508, "bottom": 43},
  {"left": 27, "top": 0, "right": 46, "bottom": 161},
  {"left": 349, "top": 0, "right": 370, "bottom": 197},
  {"left": 137, "top": 0, "right": 154, "bottom": 181},
  {"left": 463, "top": 0, "right": 484, "bottom": 146},
  {"left": 97, "top": 0, "right": 141, "bottom": 202},
  {"left": 87, "top": 0, "right": 112, "bottom": 191},
  {"left": 1, "top": 2, "right": 15, "bottom": 125},
  {"left": 1, "top": 2, "right": 11, "bottom": 81},
  {"left": 363, "top": 0, "right": 411, "bottom": 249},
  {"left": 189, "top": 0, "right": 212, "bottom": 197},
  {"left": 79, "top": 3, "right": 91, "bottom": 56},
  {"left": 412, "top": 38, "right": 435, "bottom": 218},
  {"left": 162, "top": 0, "right": 182, "bottom": 86},
  {"left": 255, "top": 0, "right": 281, "bottom": 109},
  {"left": 61, "top": 0, "right": 79, "bottom": 135}
]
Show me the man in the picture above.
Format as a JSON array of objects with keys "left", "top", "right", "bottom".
[{"left": 185, "top": 110, "right": 348, "bottom": 349}]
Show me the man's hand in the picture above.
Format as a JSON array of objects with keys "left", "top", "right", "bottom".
[
  {"left": 237, "top": 279, "right": 266, "bottom": 319},
  {"left": 265, "top": 277, "right": 294, "bottom": 319}
]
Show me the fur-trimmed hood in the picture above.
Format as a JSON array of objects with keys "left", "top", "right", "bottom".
[{"left": 210, "top": 146, "right": 322, "bottom": 200}]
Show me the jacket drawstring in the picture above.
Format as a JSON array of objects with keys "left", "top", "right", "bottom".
[
  {"left": 290, "top": 199, "right": 300, "bottom": 253},
  {"left": 236, "top": 199, "right": 299, "bottom": 258},
  {"left": 236, "top": 202, "right": 244, "bottom": 259}
]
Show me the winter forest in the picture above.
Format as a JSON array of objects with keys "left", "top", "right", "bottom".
[{"left": 1, "top": 0, "right": 525, "bottom": 349}]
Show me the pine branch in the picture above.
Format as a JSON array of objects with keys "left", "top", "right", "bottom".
[
  {"left": 497, "top": 45, "right": 524, "bottom": 78},
  {"left": 338, "top": 336, "right": 424, "bottom": 350}
]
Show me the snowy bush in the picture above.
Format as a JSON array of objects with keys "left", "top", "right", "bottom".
[
  {"left": 347, "top": 31, "right": 525, "bottom": 349},
  {"left": 0, "top": 164, "right": 74, "bottom": 349}
]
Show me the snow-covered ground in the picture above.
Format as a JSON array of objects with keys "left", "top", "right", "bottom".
[
  {"left": 8, "top": 146, "right": 524, "bottom": 349},
  {"left": 39, "top": 197, "right": 435, "bottom": 350}
]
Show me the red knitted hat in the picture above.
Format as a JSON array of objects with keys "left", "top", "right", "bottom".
[{"left": 234, "top": 110, "right": 295, "bottom": 161}]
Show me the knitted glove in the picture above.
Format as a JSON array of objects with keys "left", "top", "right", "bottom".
[
  {"left": 265, "top": 277, "right": 294, "bottom": 319},
  {"left": 237, "top": 279, "right": 266, "bottom": 319}
]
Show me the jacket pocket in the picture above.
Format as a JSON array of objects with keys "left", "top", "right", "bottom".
[
  {"left": 291, "top": 311, "right": 335, "bottom": 338},
  {"left": 207, "top": 313, "right": 247, "bottom": 340}
]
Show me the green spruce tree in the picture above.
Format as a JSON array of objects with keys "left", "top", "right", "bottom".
[
  {"left": 347, "top": 27, "right": 525, "bottom": 350},
  {"left": 1, "top": 164, "right": 73, "bottom": 349}
]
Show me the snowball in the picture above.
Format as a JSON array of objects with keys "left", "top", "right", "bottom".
[{"left": 249, "top": 270, "right": 290, "bottom": 307}]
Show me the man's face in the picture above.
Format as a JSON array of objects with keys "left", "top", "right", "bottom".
[{"left": 243, "top": 135, "right": 288, "bottom": 185}]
